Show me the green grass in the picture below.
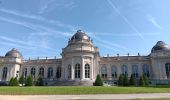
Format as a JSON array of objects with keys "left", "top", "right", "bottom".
[{"left": 0, "top": 86, "right": 170, "bottom": 95}]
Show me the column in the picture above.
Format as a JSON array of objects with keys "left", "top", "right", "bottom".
[
  {"left": 71, "top": 58, "right": 74, "bottom": 80},
  {"left": 91, "top": 57, "right": 93, "bottom": 80}
]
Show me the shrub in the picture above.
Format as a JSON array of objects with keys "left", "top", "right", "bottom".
[
  {"left": 118, "top": 74, "right": 124, "bottom": 86},
  {"left": 129, "top": 74, "right": 136, "bottom": 86},
  {"left": 25, "top": 75, "right": 33, "bottom": 86},
  {"left": 123, "top": 74, "right": 129, "bottom": 86},
  {"left": 139, "top": 76, "right": 145, "bottom": 86},
  {"left": 19, "top": 75, "right": 25, "bottom": 86},
  {"left": 36, "top": 77, "right": 44, "bottom": 86},
  {"left": 9, "top": 77, "right": 18, "bottom": 86},
  {"left": 94, "top": 74, "right": 103, "bottom": 86},
  {"left": 143, "top": 75, "right": 149, "bottom": 86}
]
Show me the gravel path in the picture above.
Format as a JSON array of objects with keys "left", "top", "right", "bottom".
[{"left": 0, "top": 93, "right": 170, "bottom": 100}]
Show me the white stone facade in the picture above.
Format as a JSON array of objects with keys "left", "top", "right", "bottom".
[{"left": 0, "top": 30, "right": 170, "bottom": 85}]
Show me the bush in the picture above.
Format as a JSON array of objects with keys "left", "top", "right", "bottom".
[
  {"left": 19, "top": 75, "right": 25, "bottom": 86},
  {"left": 143, "top": 75, "right": 149, "bottom": 86},
  {"left": 36, "top": 77, "right": 44, "bottom": 86},
  {"left": 25, "top": 75, "right": 33, "bottom": 86},
  {"left": 94, "top": 74, "right": 103, "bottom": 86},
  {"left": 9, "top": 77, "right": 18, "bottom": 86},
  {"left": 123, "top": 74, "right": 129, "bottom": 86},
  {"left": 139, "top": 76, "right": 145, "bottom": 86},
  {"left": 129, "top": 74, "right": 136, "bottom": 86},
  {"left": 118, "top": 74, "right": 124, "bottom": 86}
]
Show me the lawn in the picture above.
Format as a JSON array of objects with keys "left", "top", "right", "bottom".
[{"left": 0, "top": 86, "right": 170, "bottom": 95}]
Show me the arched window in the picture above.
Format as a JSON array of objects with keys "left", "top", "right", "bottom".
[
  {"left": 132, "top": 65, "right": 138, "bottom": 78},
  {"left": 101, "top": 66, "right": 107, "bottom": 78},
  {"left": 31, "top": 67, "right": 36, "bottom": 78},
  {"left": 142, "top": 64, "right": 150, "bottom": 77},
  {"left": 56, "top": 67, "right": 61, "bottom": 79},
  {"left": 2, "top": 67, "right": 7, "bottom": 80},
  {"left": 165, "top": 63, "right": 170, "bottom": 78},
  {"left": 39, "top": 67, "right": 44, "bottom": 77},
  {"left": 75, "top": 64, "right": 81, "bottom": 78},
  {"left": 68, "top": 65, "right": 71, "bottom": 79},
  {"left": 23, "top": 68, "right": 27, "bottom": 78},
  {"left": 121, "top": 65, "right": 128, "bottom": 75},
  {"left": 85, "top": 64, "right": 90, "bottom": 78},
  {"left": 111, "top": 65, "right": 117, "bottom": 78},
  {"left": 47, "top": 67, "right": 53, "bottom": 78}
]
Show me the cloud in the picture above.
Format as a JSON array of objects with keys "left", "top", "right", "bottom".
[
  {"left": 0, "top": 8, "right": 75, "bottom": 30},
  {"left": 38, "top": 0, "right": 76, "bottom": 14},
  {"left": 147, "top": 15, "right": 162, "bottom": 30},
  {"left": 106, "top": 0, "right": 145, "bottom": 40}
]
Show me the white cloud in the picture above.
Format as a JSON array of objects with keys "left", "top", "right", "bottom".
[
  {"left": 0, "top": 8, "right": 75, "bottom": 30},
  {"left": 147, "top": 15, "right": 162, "bottom": 30},
  {"left": 106, "top": 0, "right": 144, "bottom": 41}
]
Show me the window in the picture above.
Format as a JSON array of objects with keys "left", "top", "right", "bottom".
[
  {"left": 68, "top": 65, "right": 71, "bottom": 79},
  {"left": 31, "top": 67, "right": 36, "bottom": 78},
  {"left": 132, "top": 65, "right": 138, "bottom": 78},
  {"left": 23, "top": 68, "right": 27, "bottom": 78},
  {"left": 2, "top": 67, "right": 7, "bottom": 80},
  {"left": 85, "top": 64, "right": 90, "bottom": 78},
  {"left": 39, "top": 67, "right": 44, "bottom": 77},
  {"left": 48, "top": 67, "right": 53, "bottom": 78},
  {"left": 121, "top": 65, "right": 128, "bottom": 75},
  {"left": 165, "top": 63, "right": 170, "bottom": 78},
  {"left": 56, "top": 67, "right": 61, "bottom": 79},
  {"left": 142, "top": 64, "right": 150, "bottom": 77},
  {"left": 75, "top": 64, "right": 81, "bottom": 78},
  {"left": 111, "top": 65, "right": 117, "bottom": 78},
  {"left": 101, "top": 66, "right": 107, "bottom": 78}
]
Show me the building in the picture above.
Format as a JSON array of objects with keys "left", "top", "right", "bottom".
[{"left": 0, "top": 30, "right": 170, "bottom": 85}]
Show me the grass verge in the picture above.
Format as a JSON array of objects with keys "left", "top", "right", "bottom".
[{"left": 1, "top": 86, "right": 170, "bottom": 95}]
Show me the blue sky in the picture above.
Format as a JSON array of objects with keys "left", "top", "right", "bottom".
[{"left": 0, "top": 0, "right": 170, "bottom": 59}]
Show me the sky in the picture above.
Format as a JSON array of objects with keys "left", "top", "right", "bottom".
[{"left": 0, "top": 0, "right": 170, "bottom": 59}]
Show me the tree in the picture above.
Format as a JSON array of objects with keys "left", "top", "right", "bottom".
[
  {"left": 25, "top": 75, "right": 33, "bottom": 86},
  {"left": 143, "top": 75, "right": 149, "bottom": 86},
  {"left": 13, "top": 77, "right": 19, "bottom": 86},
  {"left": 19, "top": 75, "right": 25, "bottom": 86},
  {"left": 118, "top": 74, "right": 124, "bottom": 86},
  {"left": 94, "top": 74, "right": 103, "bottom": 86},
  {"left": 9, "top": 77, "right": 18, "bottom": 86},
  {"left": 129, "top": 74, "right": 136, "bottom": 86},
  {"left": 9, "top": 77, "right": 14, "bottom": 86},
  {"left": 139, "top": 76, "right": 145, "bottom": 86},
  {"left": 36, "top": 77, "right": 44, "bottom": 86},
  {"left": 123, "top": 74, "right": 129, "bottom": 86}
]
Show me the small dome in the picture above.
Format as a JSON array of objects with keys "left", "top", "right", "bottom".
[
  {"left": 5, "top": 48, "right": 23, "bottom": 58},
  {"left": 151, "top": 41, "right": 170, "bottom": 52},
  {"left": 71, "top": 30, "right": 90, "bottom": 41}
]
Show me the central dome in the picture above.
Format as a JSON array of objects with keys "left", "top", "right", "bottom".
[
  {"left": 71, "top": 30, "right": 90, "bottom": 41},
  {"left": 151, "top": 41, "right": 170, "bottom": 52}
]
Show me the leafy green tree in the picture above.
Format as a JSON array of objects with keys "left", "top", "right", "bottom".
[
  {"left": 9, "top": 77, "right": 18, "bottom": 86},
  {"left": 123, "top": 74, "right": 129, "bottom": 86},
  {"left": 139, "top": 76, "right": 145, "bottom": 86},
  {"left": 25, "top": 75, "right": 33, "bottom": 86},
  {"left": 94, "top": 74, "right": 103, "bottom": 86},
  {"left": 118, "top": 74, "right": 124, "bottom": 86},
  {"left": 19, "top": 75, "right": 25, "bottom": 86},
  {"left": 129, "top": 74, "right": 136, "bottom": 86},
  {"left": 13, "top": 77, "right": 19, "bottom": 86},
  {"left": 9, "top": 77, "right": 14, "bottom": 86},
  {"left": 143, "top": 75, "right": 149, "bottom": 86},
  {"left": 36, "top": 77, "right": 44, "bottom": 86}
]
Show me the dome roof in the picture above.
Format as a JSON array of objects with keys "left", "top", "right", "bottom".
[
  {"left": 5, "top": 48, "right": 23, "bottom": 58},
  {"left": 71, "top": 30, "right": 90, "bottom": 41},
  {"left": 151, "top": 41, "right": 170, "bottom": 52}
]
